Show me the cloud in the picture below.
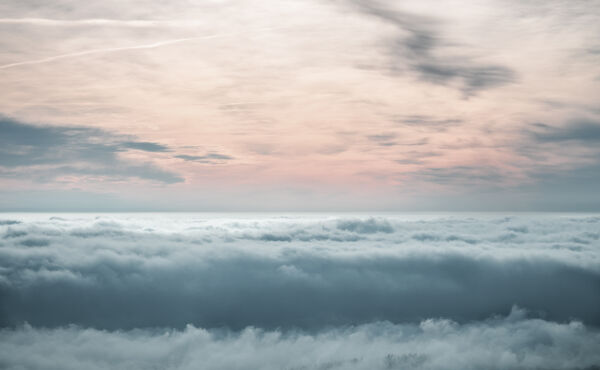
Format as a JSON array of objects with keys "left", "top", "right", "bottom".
[
  {"left": 336, "top": 217, "right": 393, "bottom": 233},
  {"left": 394, "top": 150, "right": 442, "bottom": 166},
  {"left": 367, "top": 133, "right": 396, "bottom": 142},
  {"left": 121, "top": 141, "right": 171, "bottom": 152},
  {"left": 175, "top": 153, "right": 233, "bottom": 164},
  {"left": 410, "top": 166, "right": 504, "bottom": 186},
  {"left": 529, "top": 119, "right": 600, "bottom": 143},
  {"left": 0, "top": 18, "right": 202, "bottom": 27},
  {"left": 0, "top": 36, "right": 220, "bottom": 70},
  {"left": 396, "top": 115, "right": 462, "bottom": 128},
  {"left": 348, "top": 0, "right": 516, "bottom": 95},
  {"left": 0, "top": 116, "right": 182, "bottom": 183},
  {"left": 366, "top": 133, "right": 428, "bottom": 147},
  {"left": 414, "top": 63, "right": 515, "bottom": 94},
  {"left": 366, "top": 133, "right": 397, "bottom": 146},
  {"left": 395, "top": 158, "right": 424, "bottom": 165},
  {"left": 1, "top": 214, "right": 599, "bottom": 330},
  {"left": 0, "top": 308, "right": 599, "bottom": 370}
]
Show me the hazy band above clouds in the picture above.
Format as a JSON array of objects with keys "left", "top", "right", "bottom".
[{"left": 1, "top": 214, "right": 599, "bottom": 330}]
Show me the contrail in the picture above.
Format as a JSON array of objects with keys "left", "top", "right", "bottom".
[
  {"left": 0, "top": 18, "right": 202, "bottom": 27},
  {"left": 0, "top": 30, "right": 272, "bottom": 70}
]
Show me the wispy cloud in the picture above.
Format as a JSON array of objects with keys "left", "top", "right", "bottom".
[
  {"left": 0, "top": 37, "right": 212, "bottom": 70},
  {"left": 0, "top": 0, "right": 598, "bottom": 210},
  {"left": 529, "top": 119, "right": 600, "bottom": 143},
  {"left": 396, "top": 115, "right": 463, "bottom": 128},
  {"left": 0, "top": 18, "right": 203, "bottom": 27},
  {"left": 176, "top": 153, "right": 233, "bottom": 164},
  {"left": 0, "top": 116, "right": 182, "bottom": 183},
  {"left": 2, "top": 313, "right": 599, "bottom": 370},
  {"left": 122, "top": 141, "right": 171, "bottom": 152},
  {"left": 348, "top": 0, "right": 516, "bottom": 95}
]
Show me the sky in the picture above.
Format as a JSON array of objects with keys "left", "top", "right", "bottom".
[{"left": 0, "top": 0, "right": 599, "bottom": 211}]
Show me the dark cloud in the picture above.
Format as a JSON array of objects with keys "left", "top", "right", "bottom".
[
  {"left": 121, "top": 141, "right": 171, "bottom": 152},
  {"left": 1, "top": 215, "right": 598, "bottom": 331},
  {"left": 366, "top": 133, "right": 428, "bottom": 147},
  {"left": 397, "top": 115, "right": 462, "bottom": 128},
  {"left": 176, "top": 153, "right": 234, "bottom": 163},
  {"left": 537, "top": 100, "right": 600, "bottom": 115},
  {"left": 415, "top": 63, "right": 514, "bottom": 93},
  {"left": 395, "top": 158, "right": 424, "bottom": 165},
  {"left": 529, "top": 119, "right": 600, "bottom": 143},
  {"left": 348, "top": 1, "right": 516, "bottom": 95},
  {"left": 412, "top": 166, "right": 503, "bottom": 186},
  {"left": 0, "top": 116, "right": 182, "bottom": 183},
  {"left": 367, "top": 133, "right": 397, "bottom": 142},
  {"left": 7, "top": 253, "right": 599, "bottom": 330},
  {"left": 366, "top": 133, "right": 397, "bottom": 146}
]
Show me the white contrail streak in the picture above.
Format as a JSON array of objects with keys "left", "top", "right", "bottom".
[
  {"left": 0, "top": 33, "right": 238, "bottom": 70},
  {"left": 0, "top": 18, "right": 202, "bottom": 27}
]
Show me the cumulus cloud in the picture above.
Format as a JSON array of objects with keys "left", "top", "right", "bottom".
[
  {"left": 0, "top": 308, "right": 599, "bottom": 370},
  {"left": 1, "top": 214, "right": 599, "bottom": 330},
  {"left": 0, "top": 116, "right": 182, "bottom": 183}
]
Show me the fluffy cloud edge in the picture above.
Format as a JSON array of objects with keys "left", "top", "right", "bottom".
[{"left": 1, "top": 307, "right": 599, "bottom": 370}]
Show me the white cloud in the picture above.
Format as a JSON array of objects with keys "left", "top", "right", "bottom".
[
  {"left": 0, "top": 309, "right": 599, "bottom": 370},
  {"left": 1, "top": 214, "right": 599, "bottom": 330}
]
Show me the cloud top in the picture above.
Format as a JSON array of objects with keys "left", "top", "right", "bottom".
[
  {"left": 1, "top": 214, "right": 599, "bottom": 330},
  {"left": 1, "top": 309, "right": 599, "bottom": 370}
]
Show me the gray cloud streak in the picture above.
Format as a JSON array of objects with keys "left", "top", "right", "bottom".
[
  {"left": 175, "top": 153, "right": 234, "bottom": 163},
  {"left": 530, "top": 119, "right": 600, "bottom": 143},
  {"left": 396, "top": 115, "right": 463, "bottom": 128},
  {"left": 349, "top": 0, "right": 516, "bottom": 95},
  {"left": 0, "top": 116, "right": 182, "bottom": 183}
]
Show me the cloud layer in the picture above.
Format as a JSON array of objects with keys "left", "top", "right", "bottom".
[
  {"left": 1, "top": 309, "right": 599, "bottom": 370},
  {"left": 1, "top": 214, "right": 599, "bottom": 330}
]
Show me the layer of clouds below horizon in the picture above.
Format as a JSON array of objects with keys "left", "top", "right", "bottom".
[
  {"left": 1, "top": 308, "right": 600, "bottom": 370},
  {"left": 1, "top": 214, "right": 599, "bottom": 330}
]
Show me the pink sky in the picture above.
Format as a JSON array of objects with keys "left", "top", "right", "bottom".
[{"left": 1, "top": 0, "right": 599, "bottom": 210}]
